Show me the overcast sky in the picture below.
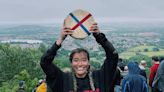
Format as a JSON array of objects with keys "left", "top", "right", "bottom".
[{"left": 0, "top": 0, "right": 164, "bottom": 24}]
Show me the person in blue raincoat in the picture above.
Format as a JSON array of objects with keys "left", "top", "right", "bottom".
[{"left": 122, "top": 61, "right": 149, "bottom": 92}]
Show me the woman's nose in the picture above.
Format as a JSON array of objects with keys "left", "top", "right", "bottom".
[{"left": 77, "top": 61, "right": 83, "bottom": 65}]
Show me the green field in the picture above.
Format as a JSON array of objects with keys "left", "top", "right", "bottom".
[{"left": 119, "top": 45, "right": 164, "bottom": 59}]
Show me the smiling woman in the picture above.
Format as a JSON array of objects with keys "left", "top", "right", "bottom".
[{"left": 40, "top": 22, "right": 118, "bottom": 92}]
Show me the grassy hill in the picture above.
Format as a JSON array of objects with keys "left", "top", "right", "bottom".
[{"left": 119, "top": 45, "right": 164, "bottom": 59}]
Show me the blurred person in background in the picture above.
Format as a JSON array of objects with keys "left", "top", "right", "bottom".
[
  {"left": 122, "top": 61, "right": 149, "bottom": 92},
  {"left": 149, "top": 56, "right": 160, "bottom": 92},
  {"left": 16, "top": 80, "right": 26, "bottom": 92},
  {"left": 139, "top": 60, "right": 147, "bottom": 81},
  {"left": 152, "top": 60, "right": 164, "bottom": 92}
]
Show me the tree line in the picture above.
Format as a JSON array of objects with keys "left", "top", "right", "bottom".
[{"left": 0, "top": 44, "right": 162, "bottom": 91}]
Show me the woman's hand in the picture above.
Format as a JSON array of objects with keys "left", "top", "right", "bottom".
[
  {"left": 56, "top": 27, "right": 73, "bottom": 45},
  {"left": 90, "top": 22, "right": 100, "bottom": 35}
]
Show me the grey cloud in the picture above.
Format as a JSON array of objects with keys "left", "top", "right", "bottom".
[{"left": 0, "top": 0, "right": 164, "bottom": 23}]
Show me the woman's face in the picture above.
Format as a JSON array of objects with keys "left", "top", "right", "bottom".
[{"left": 71, "top": 52, "right": 90, "bottom": 78}]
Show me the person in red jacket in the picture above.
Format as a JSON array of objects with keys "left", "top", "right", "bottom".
[{"left": 149, "top": 56, "right": 160, "bottom": 92}]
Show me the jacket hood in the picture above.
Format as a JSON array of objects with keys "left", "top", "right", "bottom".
[{"left": 128, "top": 61, "right": 140, "bottom": 74}]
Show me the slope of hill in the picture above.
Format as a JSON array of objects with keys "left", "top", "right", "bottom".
[
  {"left": 0, "top": 25, "right": 59, "bottom": 35},
  {"left": 119, "top": 45, "right": 164, "bottom": 59}
]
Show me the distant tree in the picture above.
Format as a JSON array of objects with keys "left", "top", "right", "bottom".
[
  {"left": 90, "top": 61, "right": 101, "bottom": 69},
  {"left": 0, "top": 44, "right": 44, "bottom": 86},
  {"left": 136, "top": 52, "right": 142, "bottom": 55},
  {"left": 144, "top": 48, "right": 149, "bottom": 52},
  {"left": 38, "top": 43, "right": 47, "bottom": 53},
  {"left": 59, "top": 48, "right": 70, "bottom": 56},
  {"left": 0, "top": 69, "right": 38, "bottom": 92},
  {"left": 138, "top": 50, "right": 141, "bottom": 52},
  {"left": 14, "top": 69, "right": 38, "bottom": 92},
  {"left": 152, "top": 47, "right": 159, "bottom": 51},
  {"left": 54, "top": 55, "right": 70, "bottom": 69}
]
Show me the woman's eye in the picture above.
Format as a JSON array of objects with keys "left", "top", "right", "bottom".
[
  {"left": 73, "top": 59, "right": 78, "bottom": 62},
  {"left": 83, "top": 59, "right": 86, "bottom": 61}
]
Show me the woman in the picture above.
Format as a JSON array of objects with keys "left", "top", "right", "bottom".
[{"left": 40, "top": 23, "right": 118, "bottom": 92}]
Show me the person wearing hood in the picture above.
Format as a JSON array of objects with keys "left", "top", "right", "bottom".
[
  {"left": 152, "top": 60, "right": 164, "bottom": 92},
  {"left": 122, "top": 61, "right": 149, "bottom": 92}
]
